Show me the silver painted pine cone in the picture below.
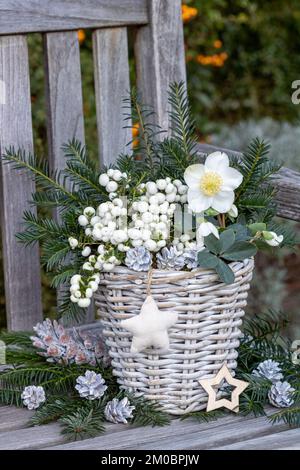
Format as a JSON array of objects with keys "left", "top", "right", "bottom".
[
  {"left": 125, "top": 247, "right": 152, "bottom": 271},
  {"left": 268, "top": 381, "right": 295, "bottom": 408},
  {"left": 183, "top": 249, "right": 198, "bottom": 269},
  {"left": 75, "top": 370, "right": 107, "bottom": 400},
  {"left": 156, "top": 246, "right": 185, "bottom": 270},
  {"left": 104, "top": 397, "right": 135, "bottom": 424},
  {"left": 21, "top": 385, "right": 46, "bottom": 410},
  {"left": 253, "top": 359, "right": 283, "bottom": 383}
]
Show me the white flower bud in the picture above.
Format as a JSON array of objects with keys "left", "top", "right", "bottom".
[
  {"left": 178, "top": 185, "right": 187, "bottom": 195},
  {"left": 144, "top": 239, "right": 157, "bottom": 251},
  {"left": 228, "top": 204, "right": 238, "bottom": 218},
  {"left": 103, "top": 262, "right": 114, "bottom": 271},
  {"left": 78, "top": 298, "right": 91, "bottom": 308},
  {"left": 155, "top": 193, "right": 165, "bottom": 204},
  {"left": 106, "top": 181, "right": 118, "bottom": 193},
  {"left": 90, "top": 216, "right": 101, "bottom": 226},
  {"left": 89, "top": 281, "right": 99, "bottom": 292},
  {"left": 149, "top": 204, "right": 160, "bottom": 214},
  {"left": 142, "top": 212, "right": 153, "bottom": 223},
  {"left": 85, "top": 288, "right": 93, "bottom": 298},
  {"left": 82, "top": 262, "right": 94, "bottom": 271},
  {"left": 157, "top": 239, "right": 167, "bottom": 248},
  {"left": 107, "top": 168, "right": 115, "bottom": 177},
  {"left": 83, "top": 207, "right": 96, "bottom": 217},
  {"left": 113, "top": 229, "right": 128, "bottom": 243},
  {"left": 68, "top": 237, "right": 78, "bottom": 249},
  {"left": 111, "top": 206, "right": 121, "bottom": 217},
  {"left": 135, "top": 219, "right": 144, "bottom": 228},
  {"left": 85, "top": 227, "right": 92, "bottom": 236},
  {"left": 165, "top": 183, "right": 175, "bottom": 194},
  {"left": 146, "top": 182, "right": 158, "bottom": 195},
  {"left": 263, "top": 231, "right": 284, "bottom": 247},
  {"left": 70, "top": 284, "right": 80, "bottom": 294},
  {"left": 99, "top": 173, "right": 109, "bottom": 186},
  {"left": 78, "top": 215, "right": 89, "bottom": 226},
  {"left": 166, "top": 193, "right": 176, "bottom": 203},
  {"left": 180, "top": 194, "right": 187, "bottom": 204},
  {"left": 173, "top": 179, "right": 182, "bottom": 188},
  {"left": 156, "top": 179, "right": 167, "bottom": 191},
  {"left": 131, "top": 239, "right": 143, "bottom": 247},
  {"left": 128, "top": 228, "right": 141, "bottom": 240},
  {"left": 81, "top": 246, "right": 91, "bottom": 257},
  {"left": 70, "top": 295, "right": 79, "bottom": 303},
  {"left": 113, "top": 198, "right": 123, "bottom": 207},
  {"left": 109, "top": 192, "right": 118, "bottom": 200},
  {"left": 112, "top": 169, "right": 122, "bottom": 181},
  {"left": 141, "top": 229, "right": 152, "bottom": 241},
  {"left": 71, "top": 275, "right": 81, "bottom": 285},
  {"left": 138, "top": 201, "right": 149, "bottom": 213}
]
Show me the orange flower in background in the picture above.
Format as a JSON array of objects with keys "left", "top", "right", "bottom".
[
  {"left": 132, "top": 122, "right": 140, "bottom": 148},
  {"left": 78, "top": 30, "right": 86, "bottom": 44},
  {"left": 196, "top": 52, "right": 228, "bottom": 67},
  {"left": 182, "top": 4, "right": 198, "bottom": 23},
  {"left": 213, "top": 39, "right": 223, "bottom": 49}
]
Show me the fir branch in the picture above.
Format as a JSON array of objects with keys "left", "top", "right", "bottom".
[
  {"left": 268, "top": 406, "right": 300, "bottom": 427},
  {"left": 126, "top": 393, "right": 171, "bottom": 427},
  {"left": 59, "top": 406, "right": 105, "bottom": 441},
  {"left": 181, "top": 409, "right": 225, "bottom": 422}
]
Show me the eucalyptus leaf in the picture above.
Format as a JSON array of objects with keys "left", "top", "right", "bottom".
[
  {"left": 215, "top": 260, "right": 235, "bottom": 284},
  {"left": 203, "top": 234, "right": 221, "bottom": 254},
  {"left": 197, "top": 250, "right": 219, "bottom": 269},
  {"left": 222, "top": 241, "right": 257, "bottom": 261},
  {"left": 219, "top": 229, "right": 235, "bottom": 252}
]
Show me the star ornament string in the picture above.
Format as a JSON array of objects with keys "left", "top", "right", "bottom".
[{"left": 199, "top": 364, "right": 249, "bottom": 413}]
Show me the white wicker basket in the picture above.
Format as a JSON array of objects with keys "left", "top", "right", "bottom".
[{"left": 95, "top": 258, "right": 254, "bottom": 415}]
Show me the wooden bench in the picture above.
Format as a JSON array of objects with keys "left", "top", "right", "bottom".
[{"left": 0, "top": 0, "right": 299, "bottom": 450}]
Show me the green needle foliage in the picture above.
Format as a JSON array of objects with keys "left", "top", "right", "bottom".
[{"left": 0, "top": 311, "right": 298, "bottom": 442}]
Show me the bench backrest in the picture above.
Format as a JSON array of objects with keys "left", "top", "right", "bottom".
[{"left": 0, "top": 0, "right": 186, "bottom": 330}]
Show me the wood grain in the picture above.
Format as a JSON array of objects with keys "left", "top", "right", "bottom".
[
  {"left": 43, "top": 32, "right": 95, "bottom": 323},
  {"left": 0, "top": 0, "right": 148, "bottom": 35},
  {"left": 0, "top": 35, "right": 43, "bottom": 330},
  {"left": 216, "top": 428, "right": 300, "bottom": 450},
  {"left": 93, "top": 27, "right": 132, "bottom": 167},
  {"left": 197, "top": 143, "right": 300, "bottom": 222},
  {"left": 135, "top": 0, "right": 186, "bottom": 133},
  {"left": 0, "top": 406, "right": 33, "bottom": 432},
  {"left": 44, "top": 31, "right": 85, "bottom": 176}
]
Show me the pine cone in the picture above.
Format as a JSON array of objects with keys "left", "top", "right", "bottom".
[
  {"left": 21, "top": 385, "right": 46, "bottom": 410},
  {"left": 183, "top": 249, "right": 198, "bottom": 269},
  {"left": 104, "top": 397, "right": 135, "bottom": 424},
  {"left": 268, "top": 381, "right": 295, "bottom": 408},
  {"left": 156, "top": 246, "right": 185, "bottom": 270},
  {"left": 253, "top": 359, "right": 283, "bottom": 383},
  {"left": 125, "top": 246, "right": 152, "bottom": 271},
  {"left": 31, "top": 319, "right": 110, "bottom": 366},
  {"left": 75, "top": 370, "right": 107, "bottom": 400}
]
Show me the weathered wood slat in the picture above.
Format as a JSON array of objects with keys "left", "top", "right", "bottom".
[
  {"left": 47, "top": 413, "right": 251, "bottom": 450},
  {"left": 0, "top": 422, "right": 64, "bottom": 450},
  {"left": 43, "top": 31, "right": 94, "bottom": 323},
  {"left": 216, "top": 428, "right": 300, "bottom": 450},
  {"left": 0, "top": 35, "right": 43, "bottom": 330},
  {"left": 197, "top": 143, "right": 300, "bottom": 222},
  {"left": 135, "top": 0, "right": 186, "bottom": 132},
  {"left": 135, "top": 417, "right": 288, "bottom": 450},
  {"left": 93, "top": 27, "right": 132, "bottom": 167},
  {"left": 0, "top": 406, "right": 33, "bottom": 432},
  {"left": 0, "top": 1, "right": 148, "bottom": 35},
  {"left": 44, "top": 31, "right": 85, "bottom": 177}
]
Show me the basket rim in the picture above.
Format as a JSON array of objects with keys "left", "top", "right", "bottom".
[{"left": 100, "top": 257, "right": 254, "bottom": 280}]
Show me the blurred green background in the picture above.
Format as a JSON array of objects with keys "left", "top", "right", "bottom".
[{"left": 0, "top": 0, "right": 299, "bottom": 336}]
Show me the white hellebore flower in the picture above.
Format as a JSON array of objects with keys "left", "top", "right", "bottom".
[
  {"left": 263, "top": 231, "right": 284, "bottom": 247},
  {"left": 228, "top": 204, "right": 238, "bottom": 218},
  {"left": 184, "top": 152, "right": 243, "bottom": 214},
  {"left": 197, "top": 220, "right": 219, "bottom": 240}
]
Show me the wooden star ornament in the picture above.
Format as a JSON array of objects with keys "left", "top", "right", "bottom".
[
  {"left": 199, "top": 364, "right": 249, "bottom": 413},
  {"left": 120, "top": 295, "right": 178, "bottom": 354}
]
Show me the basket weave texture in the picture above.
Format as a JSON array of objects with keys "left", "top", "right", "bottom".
[{"left": 95, "top": 258, "right": 254, "bottom": 415}]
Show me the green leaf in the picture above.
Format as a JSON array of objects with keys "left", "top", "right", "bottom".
[
  {"left": 248, "top": 222, "right": 267, "bottom": 235},
  {"left": 219, "top": 229, "right": 235, "bottom": 252},
  {"left": 203, "top": 233, "right": 221, "bottom": 254},
  {"left": 197, "top": 250, "right": 219, "bottom": 269},
  {"left": 222, "top": 241, "right": 257, "bottom": 261},
  {"left": 215, "top": 259, "right": 235, "bottom": 284}
]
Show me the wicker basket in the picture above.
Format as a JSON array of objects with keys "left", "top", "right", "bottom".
[{"left": 95, "top": 258, "right": 254, "bottom": 415}]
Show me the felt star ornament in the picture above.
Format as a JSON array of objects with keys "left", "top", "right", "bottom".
[
  {"left": 199, "top": 364, "right": 249, "bottom": 413},
  {"left": 120, "top": 295, "right": 178, "bottom": 354}
]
